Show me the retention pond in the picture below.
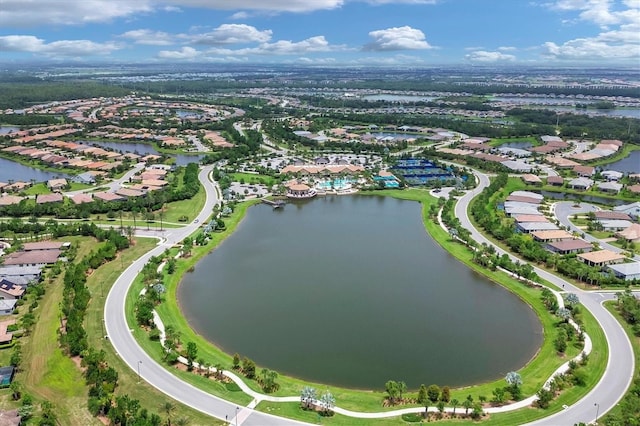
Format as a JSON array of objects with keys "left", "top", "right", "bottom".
[{"left": 178, "top": 195, "right": 542, "bottom": 389}]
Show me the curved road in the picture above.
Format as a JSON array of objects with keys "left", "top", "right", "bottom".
[
  {"left": 455, "top": 172, "right": 634, "bottom": 425},
  {"left": 104, "top": 165, "right": 309, "bottom": 426},
  {"left": 105, "top": 166, "right": 633, "bottom": 425}
]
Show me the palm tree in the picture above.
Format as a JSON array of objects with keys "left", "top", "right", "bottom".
[
  {"left": 175, "top": 417, "right": 190, "bottom": 426},
  {"left": 161, "top": 402, "right": 176, "bottom": 426},
  {"left": 451, "top": 398, "right": 459, "bottom": 415}
]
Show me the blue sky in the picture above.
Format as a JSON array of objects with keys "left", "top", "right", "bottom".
[{"left": 1, "top": 0, "right": 639, "bottom": 66}]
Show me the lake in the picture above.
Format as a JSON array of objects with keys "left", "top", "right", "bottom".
[
  {"left": 82, "top": 140, "right": 206, "bottom": 166},
  {"left": 178, "top": 195, "right": 542, "bottom": 389},
  {"left": 605, "top": 150, "right": 640, "bottom": 174},
  {"left": 0, "top": 157, "right": 70, "bottom": 183}
]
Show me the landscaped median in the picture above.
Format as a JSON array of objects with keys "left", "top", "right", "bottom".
[{"left": 124, "top": 188, "right": 608, "bottom": 424}]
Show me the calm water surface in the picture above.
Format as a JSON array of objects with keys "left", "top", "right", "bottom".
[
  {"left": 85, "top": 140, "right": 205, "bottom": 166},
  {"left": 0, "top": 157, "right": 70, "bottom": 183},
  {"left": 606, "top": 150, "right": 640, "bottom": 174},
  {"left": 179, "top": 196, "right": 542, "bottom": 389}
]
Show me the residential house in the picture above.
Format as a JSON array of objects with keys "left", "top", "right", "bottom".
[
  {"left": 601, "top": 170, "right": 623, "bottom": 181},
  {"left": 36, "top": 193, "right": 64, "bottom": 204},
  {"left": 597, "top": 181, "right": 623, "bottom": 194},
  {"left": 547, "top": 176, "right": 564, "bottom": 186},
  {"left": 46, "top": 178, "right": 68, "bottom": 191},
  {"left": 568, "top": 177, "right": 594, "bottom": 190},
  {"left": 2, "top": 249, "right": 62, "bottom": 267},
  {"left": 617, "top": 223, "right": 640, "bottom": 243},
  {"left": 546, "top": 239, "right": 593, "bottom": 255},
  {"left": 577, "top": 250, "right": 626, "bottom": 267},
  {"left": 614, "top": 202, "right": 640, "bottom": 220},
  {"left": 607, "top": 262, "right": 640, "bottom": 282},
  {"left": 599, "top": 220, "right": 633, "bottom": 231},
  {"left": 0, "top": 280, "right": 25, "bottom": 300},
  {"left": 0, "top": 300, "right": 17, "bottom": 316},
  {"left": 574, "top": 165, "right": 595, "bottom": 177},
  {"left": 532, "top": 230, "right": 574, "bottom": 242}
]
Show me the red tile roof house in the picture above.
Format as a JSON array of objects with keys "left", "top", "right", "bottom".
[
  {"left": 577, "top": 250, "right": 626, "bottom": 267},
  {"left": 2, "top": 249, "right": 62, "bottom": 267},
  {"left": 546, "top": 176, "right": 564, "bottom": 186},
  {"left": 93, "top": 192, "right": 125, "bottom": 202},
  {"left": 22, "top": 241, "right": 66, "bottom": 251},
  {"left": 573, "top": 165, "right": 595, "bottom": 177},
  {"left": 36, "top": 193, "right": 64, "bottom": 204},
  {"left": 0, "top": 280, "right": 25, "bottom": 300}
]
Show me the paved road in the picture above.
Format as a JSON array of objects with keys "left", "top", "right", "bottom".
[
  {"left": 64, "top": 162, "right": 146, "bottom": 196},
  {"left": 106, "top": 165, "right": 633, "bottom": 425},
  {"left": 555, "top": 201, "right": 640, "bottom": 261},
  {"left": 104, "top": 165, "right": 309, "bottom": 426},
  {"left": 456, "top": 172, "right": 634, "bottom": 425}
]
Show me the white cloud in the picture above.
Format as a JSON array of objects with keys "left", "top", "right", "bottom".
[
  {"left": 206, "top": 35, "right": 341, "bottom": 55},
  {"left": 363, "top": 26, "right": 432, "bottom": 51},
  {"left": 157, "top": 46, "right": 200, "bottom": 59},
  {"left": 192, "top": 24, "right": 273, "bottom": 45},
  {"left": 162, "top": 0, "right": 344, "bottom": 13},
  {"left": 465, "top": 50, "right": 516, "bottom": 62},
  {"left": 119, "top": 29, "right": 178, "bottom": 46},
  {"left": 0, "top": 35, "right": 120, "bottom": 56},
  {"left": 542, "top": 22, "right": 640, "bottom": 60},
  {"left": 230, "top": 11, "right": 251, "bottom": 19},
  {"left": 0, "top": 0, "right": 153, "bottom": 27},
  {"left": 546, "top": 0, "right": 639, "bottom": 27},
  {"left": 498, "top": 46, "right": 517, "bottom": 51}
]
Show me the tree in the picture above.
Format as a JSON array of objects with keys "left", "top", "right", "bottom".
[
  {"left": 536, "top": 388, "right": 554, "bottom": 409},
  {"left": 318, "top": 391, "right": 335, "bottom": 416},
  {"left": 565, "top": 293, "right": 580, "bottom": 306},
  {"left": 185, "top": 342, "right": 198, "bottom": 371},
  {"left": 300, "top": 386, "right": 316, "bottom": 410},
  {"left": 492, "top": 387, "right": 506, "bottom": 404},
  {"left": 440, "top": 385, "right": 450, "bottom": 402},
  {"left": 242, "top": 357, "right": 256, "bottom": 379},
  {"left": 505, "top": 371, "right": 523, "bottom": 401},
  {"left": 260, "top": 368, "right": 279, "bottom": 393},
  {"left": 427, "top": 384, "right": 441, "bottom": 403},
  {"left": 10, "top": 381, "right": 21, "bottom": 400},
  {"left": 451, "top": 398, "right": 459, "bottom": 415},
  {"left": 162, "top": 401, "right": 177, "bottom": 426},
  {"left": 232, "top": 353, "right": 240, "bottom": 370},
  {"left": 417, "top": 384, "right": 428, "bottom": 404},
  {"left": 462, "top": 395, "right": 473, "bottom": 415}
]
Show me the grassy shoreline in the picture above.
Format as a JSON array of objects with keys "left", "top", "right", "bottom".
[{"left": 123, "top": 188, "right": 607, "bottom": 424}]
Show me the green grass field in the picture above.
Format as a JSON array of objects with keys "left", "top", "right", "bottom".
[{"left": 124, "top": 187, "right": 607, "bottom": 425}]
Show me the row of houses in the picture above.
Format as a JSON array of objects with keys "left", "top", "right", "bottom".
[
  {"left": 0, "top": 241, "right": 62, "bottom": 316},
  {"left": 503, "top": 191, "right": 640, "bottom": 280}
]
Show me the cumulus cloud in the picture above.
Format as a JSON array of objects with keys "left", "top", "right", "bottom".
[
  {"left": 363, "top": 26, "right": 432, "bottom": 51},
  {"left": 546, "top": 0, "right": 638, "bottom": 27},
  {"left": 0, "top": 0, "right": 153, "bottom": 27},
  {"left": 464, "top": 50, "right": 516, "bottom": 62},
  {"left": 0, "top": 35, "right": 120, "bottom": 56},
  {"left": 119, "top": 29, "right": 178, "bottom": 46},
  {"left": 157, "top": 46, "right": 200, "bottom": 59},
  {"left": 192, "top": 24, "right": 273, "bottom": 45},
  {"left": 542, "top": 22, "right": 640, "bottom": 60},
  {"left": 160, "top": 0, "right": 344, "bottom": 13}
]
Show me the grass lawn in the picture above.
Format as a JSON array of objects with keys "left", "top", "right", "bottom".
[
  {"left": 19, "top": 235, "right": 102, "bottom": 425},
  {"left": 84, "top": 237, "right": 224, "bottom": 425},
  {"left": 162, "top": 182, "right": 207, "bottom": 224},
  {"left": 601, "top": 300, "right": 639, "bottom": 422},
  {"left": 127, "top": 187, "right": 606, "bottom": 425},
  {"left": 488, "top": 137, "right": 540, "bottom": 148},
  {"left": 229, "top": 172, "right": 277, "bottom": 187}
]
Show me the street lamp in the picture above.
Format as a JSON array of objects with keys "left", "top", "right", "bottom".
[
  {"left": 137, "top": 360, "right": 142, "bottom": 383},
  {"left": 594, "top": 402, "right": 600, "bottom": 425},
  {"left": 235, "top": 406, "right": 239, "bottom": 426}
]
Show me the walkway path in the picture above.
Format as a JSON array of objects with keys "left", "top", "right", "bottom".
[{"left": 105, "top": 166, "right": 634, "bottom": 425}]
